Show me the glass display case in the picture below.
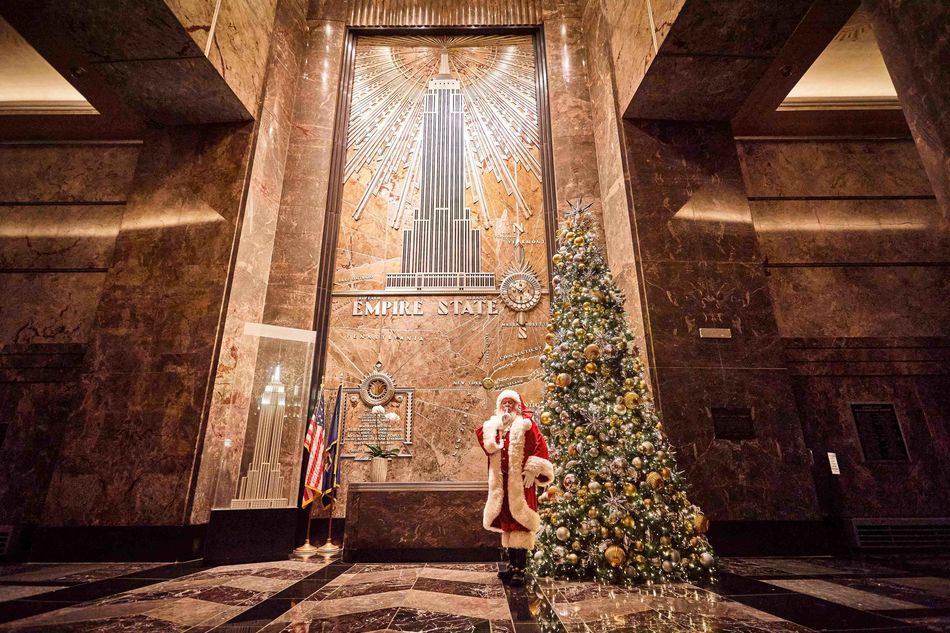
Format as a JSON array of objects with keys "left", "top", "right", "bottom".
[{"left": 211, "top": 322, "right": 316, "bottom": 512}]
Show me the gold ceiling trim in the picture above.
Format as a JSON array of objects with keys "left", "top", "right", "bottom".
[{"left": 348, "top": 0, "right": 542, "bottom": 27}]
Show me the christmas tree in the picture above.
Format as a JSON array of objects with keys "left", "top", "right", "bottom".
[{"left": 531, "top": 202, "right": 716, "bottom": 585}]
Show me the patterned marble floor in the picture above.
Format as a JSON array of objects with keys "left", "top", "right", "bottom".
[{"left": 0, "top": 556, "right": 946, "bottom": 632}]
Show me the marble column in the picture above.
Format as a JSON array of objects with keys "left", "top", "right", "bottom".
[
  {"left": 541, "top": 0, "right": 606, "bottom": 243},
  {"left": 191, "top": 0, "right": 310, "bottom": 524},
  {"left": 863, "top": 0, "right": 950, "bottom": 218},
  {"left": 579, "top": 0, "right": 652, "bottom": 386},
  {"left": 261, "top": 12, "right": 346, "bottom": 329}
]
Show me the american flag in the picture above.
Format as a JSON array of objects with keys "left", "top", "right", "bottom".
[{"left": 301, "top": 393, "right": 326, "bottom": 508}]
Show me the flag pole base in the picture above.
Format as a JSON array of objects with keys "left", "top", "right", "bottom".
[
  {"left": 293, "top": 539, "right": 320, "bottom": 558},
  {"left": 315, "top": 539, "right": 341, "bottom": 556}
]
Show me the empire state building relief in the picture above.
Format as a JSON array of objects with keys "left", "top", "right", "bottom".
[{"left": 324, "top": 34, "right": 550, "bottom": 501}]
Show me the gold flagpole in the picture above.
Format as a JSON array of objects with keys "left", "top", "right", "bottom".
[
  {"left": 293, "top": 381, "right": 324, "bottom": 558},
  {"left": 316, "top": 380, "right": 344, "bottom": 555}
]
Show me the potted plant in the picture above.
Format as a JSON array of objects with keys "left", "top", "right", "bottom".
[{"left": 366, "top": 406, "right": 400, "bottom": 482}]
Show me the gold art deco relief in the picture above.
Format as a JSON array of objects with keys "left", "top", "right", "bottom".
[{"left": 323, "top": 35, "right": 549, "bottom": 510}]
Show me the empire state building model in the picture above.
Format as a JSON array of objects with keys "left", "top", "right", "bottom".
[{"left": 386, "top": 52, "right": 495, "bottom": 291}]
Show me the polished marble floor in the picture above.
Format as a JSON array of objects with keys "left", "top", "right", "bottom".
[{"left": 0, "top": 556, "right": 946, "bottom": 632}]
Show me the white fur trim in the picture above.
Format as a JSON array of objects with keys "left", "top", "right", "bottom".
[
  {"left": 501, "top": 530, "right": 536, "bottom": 549},
  {"left": 496, "top": 389, "right": 521, "bottom": 414},
  {"left": 481, "top": 416, "right": 504, "bottom": 454},
  {"left": 523, "top": 455, "right": 555, "bottom": 487},
  {"left": 483, "top": 417, "right": 541, "bottom": 533}
]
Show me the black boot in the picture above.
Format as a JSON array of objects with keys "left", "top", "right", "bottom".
[
  {"left": 497, "top": 548, "right": 513, "bottom": 581},
  {"left": 509, "top": 548, "right": 527, "bottom": 587}
]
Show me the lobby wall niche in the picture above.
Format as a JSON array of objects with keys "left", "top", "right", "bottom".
[{"left": 324, "top": 35, "right": 551, "bottom": 513}]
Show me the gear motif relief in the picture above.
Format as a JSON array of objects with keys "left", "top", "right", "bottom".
[
  {"left": 500, "top": 266, "right": 542, "bottom": 312},
  {"left": 499, "top": 261, "right": 542, "bottom": 340},
  {"left": 358, "top": 361, "right": 396, "bottom": 406}
]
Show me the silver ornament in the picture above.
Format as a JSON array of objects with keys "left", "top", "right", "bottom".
[{"left": 556, "top": 527, "right": 570, "bottom": 541}]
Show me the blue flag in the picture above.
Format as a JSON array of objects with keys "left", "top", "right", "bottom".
[{"left": 320, "top": 385, "right": 343, "bottom": 508}]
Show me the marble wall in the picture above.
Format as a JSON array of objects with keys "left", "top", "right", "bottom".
[
  {"left": 202, "top": 0, "right": 618, "bottom": 520},
  {"left": 737, "top": 138, "right": 950, "bottom": 519},
  {"left": 36, "top": 123, "right": 254, "bottom": 527},
  {"left": 0, "top": 142, "right": 140, "bottom": 527},
  {"left": 737, "top": 139, "right": 948, "bottom": 339},
  {"left": 619, "top": 121, "right": 820, "bottom": 521}
]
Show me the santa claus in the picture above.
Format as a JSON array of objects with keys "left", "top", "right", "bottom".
[{"left": 476, "top": 389, "right": 554, "bottom": 585}]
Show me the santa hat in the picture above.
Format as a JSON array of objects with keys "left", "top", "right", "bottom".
[{"left": 495, "top": 389, "right": 534, "bottom": 421}]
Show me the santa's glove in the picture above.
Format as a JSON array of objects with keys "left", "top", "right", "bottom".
[{"left": 522, "top": 472, "right": 538, "bottom": 488}]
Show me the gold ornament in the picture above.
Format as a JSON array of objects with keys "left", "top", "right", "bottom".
[
  {"left": 584, "top": 362, "right": 597, "bottom": 374},
  {"left": 622, "top": 515, "right": 636, "bottom": 528},
  {"left": 546, "top": 487, "right": 561, "bottom": 500},
  {"left": 573, "top": 426, "right": 584, "bottom": 437},
  {"left": 623, "top": 377, "right": 635, "bottom": 388},
  {"left": 600, "top": 527, "right": 609, "bottom": 538},
  {"left": 659, "top": 535, "right": 671, "bottom": 546},
  {"left": 647, "top": 472, "right": 663, "bottom": 489},
  {"left": 540, "top": 411, "right": 553, "bottom": 425},
  {"left": 604, "top": 545, "right": 627, "bottom": 567},
  {"left": 585, "top": 434, "right": 595, "bottom": 443},
  {"left": 604, "top": 481, "right": 615, "bottom": 491},
  {"left": 633, "top": 540, "right": 644, "bottom": 552},
  {"left": 694, "top": 512, "right": 710, "bottom": 534},
  {"left": 574, "top": 328, "right": 586, "bottom": 338},
  {"left": 565, "top": 232, "right": 575, "bottom": 240},
  {"left": 643, "top": 499, "right": 653, "bottom": 509},
  {"left": 573, "top": 236, "right": 585, "bottom": 246},
  {"left": 555, "top": 373, "right": 572, "bottom": 387},
  {"left": 552, "top": 254, "right": 563, "bottom": 265},
  {"left": 587, "top": 507, "right": 599, "bottom": 518},
  {"left": 623, "top": 392, "right": 639, "bottom": 407},
  {"left": 660, "top": 467, "right": 672, "bottom": 480},
  {"left": 567, "top": 553, "right": 579, "bottom": 564},
  {"left": 623, "top": 482, "right": 637, "bottom": 496},
  {"left": 583, "top": 343, "right": 601, "bottom": 359},
  {"left": 613, "top": 526, "right": 624, "bottom": 538},
  {"left": 546, "top": 383, "right": 556, "bottom": 393}
]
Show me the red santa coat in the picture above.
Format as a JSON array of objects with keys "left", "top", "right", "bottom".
[{"left": 476, "top": 390, "right": 554, "bottom": 548}]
